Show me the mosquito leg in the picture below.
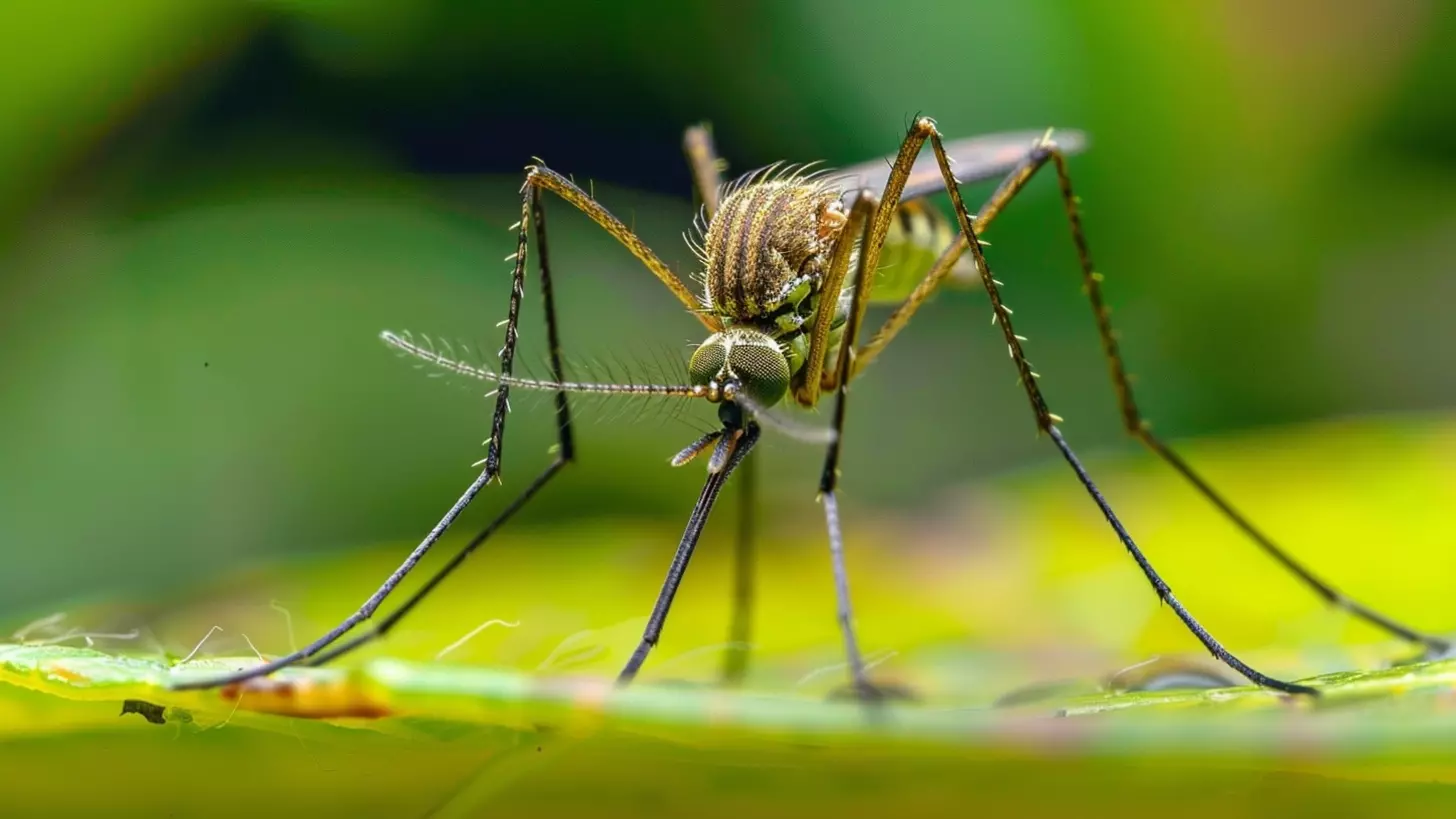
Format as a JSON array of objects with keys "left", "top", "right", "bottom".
[
  {"left": 303, "top": 187, "right": 585, "bottom": 670},
  {"left": 842, "top": 118, "right": 1315, "bottom": 694},
  {"left": 795, "top": 157, "right": 890, "bottom": 405},
  {"left": 174, "top": 179, "right": 575, "bottom": 690},
  {"left": 301, "top": 460, "right": 568, "bottom": 668},
  {"left": 979, "top": 144, "right": 1446, "bottom": 656},
  {"left": 524, "top": 164, "right": 721, "bottom": 333},
  {"left": 805, "top": 190, "right": 880, "bottom": 698},
  {"left": 867, "top": 134, "right": 1445, "bottom": 657},
  {"left": 803, "top": 190, "right": 911, "bottom": 703},
  {"left": 892, "top": 119, "right": 1317, "bottom": 694},
  {"left": 683, "top": 123, "right": 726, "bottom": 217},
  {"left": 618, "top": 422, "right": 760, "bottom": 685},
  {"left": 170, "top": 467, "right": 498, "bottom": 690}
]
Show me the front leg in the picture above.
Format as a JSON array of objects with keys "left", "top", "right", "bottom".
[
  {"left": 618, "top": 423, "right": 759, "bottom": 685},
  {"left": 814, "top": 188, "right": 915, "bottom": 703}
]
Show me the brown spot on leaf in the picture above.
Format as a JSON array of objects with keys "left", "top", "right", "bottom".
[{"left": 216, "top": 675, "right": 391, "bottom": 719}]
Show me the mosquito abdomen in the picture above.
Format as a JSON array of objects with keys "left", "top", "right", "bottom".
[{"left": 872, "top": 200, "right": 980, "bottom": 304}]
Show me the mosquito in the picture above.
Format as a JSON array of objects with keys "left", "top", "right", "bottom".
[{"left": 175, "top": 117, "right": 1448, "bottom": 700}]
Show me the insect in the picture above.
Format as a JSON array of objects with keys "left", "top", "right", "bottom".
[{"left": 175, "top": 118, "right": 1447, "bottom": 699}]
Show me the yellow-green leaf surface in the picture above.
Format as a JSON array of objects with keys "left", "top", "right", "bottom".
[{"left": 4, "top": 415, "right": 1456, "bottom": 817}]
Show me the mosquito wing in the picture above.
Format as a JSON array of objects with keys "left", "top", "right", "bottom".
[
  {"left": 836, "top": 129, "right": 1088, "bottom": 304},
  {"left": 836, "top": 128, "right": 1088, "bottom": 208}
]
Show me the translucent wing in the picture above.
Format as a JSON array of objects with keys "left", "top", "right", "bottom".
[
  {"left": 835, "top": 129, "right": 1089, "bottom": 303},
  {"left": 837, "top": 129, "right": 1088, "bottom": 207}
]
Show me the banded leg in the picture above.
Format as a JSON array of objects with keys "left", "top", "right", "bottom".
[
  {"left": 858, "top": 130, "right": 1447, "bottom": 657},
  {"left": 854, "top": 118, "right": 1317, "bottom": 694},
  {"left": 175, "top": 175, "right": 577, "bottom": 689},
  {"left": 684, "top": 123, "right": 760, "bottom": 685}
]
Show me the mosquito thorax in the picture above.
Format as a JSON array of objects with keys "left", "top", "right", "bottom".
[
  {"left": 700, "top": 178, "right": 847, "bottom": 321},
  {"left": 689, "top": 327, "right": 792, "bottom": 408}
]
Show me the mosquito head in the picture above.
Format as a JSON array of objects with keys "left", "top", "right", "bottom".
[{"left": 689, "top": 327, "right": 791, "bottom": 409}]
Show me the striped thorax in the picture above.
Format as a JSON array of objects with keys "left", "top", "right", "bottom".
[{"left": 701, "top": 174, "right": 847, "bottom": 321}]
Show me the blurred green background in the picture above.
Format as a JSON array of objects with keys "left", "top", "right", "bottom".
[{"left": 2, "top": 0, "right": 1454, "bottom": 635}]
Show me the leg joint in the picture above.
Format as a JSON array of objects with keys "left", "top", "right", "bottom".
[{"left": 1029, "top": 143, "right": 1060, "bottom": 164}]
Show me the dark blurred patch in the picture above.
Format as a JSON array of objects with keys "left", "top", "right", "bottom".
[{"left": 119, "top": 699, "right": 168, "bottom": 725}]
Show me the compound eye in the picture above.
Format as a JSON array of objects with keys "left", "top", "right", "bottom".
[
  {"left": 689, "top": 335, "right": 727, "bottom": 387},
  {"left": 727, "top": 339, "right": 790, "bottom": 408}
]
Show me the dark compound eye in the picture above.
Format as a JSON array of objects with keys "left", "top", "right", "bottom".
[
  {"left": 688, "top": 330, "right": 791, "bottom": 408},
  {"left": 689, "top": 335, "right": 727, "bottom": 387},
  {"left": 726, "top": 334, "right": 790, "bottom": 408}
]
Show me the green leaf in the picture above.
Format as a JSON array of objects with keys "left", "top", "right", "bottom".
[
  {"left": 6, "top": 415, "right": 1456, "bottom": 816},
  {"left": 4, "top": 644, "right": 1456, "bottom": 816}
]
